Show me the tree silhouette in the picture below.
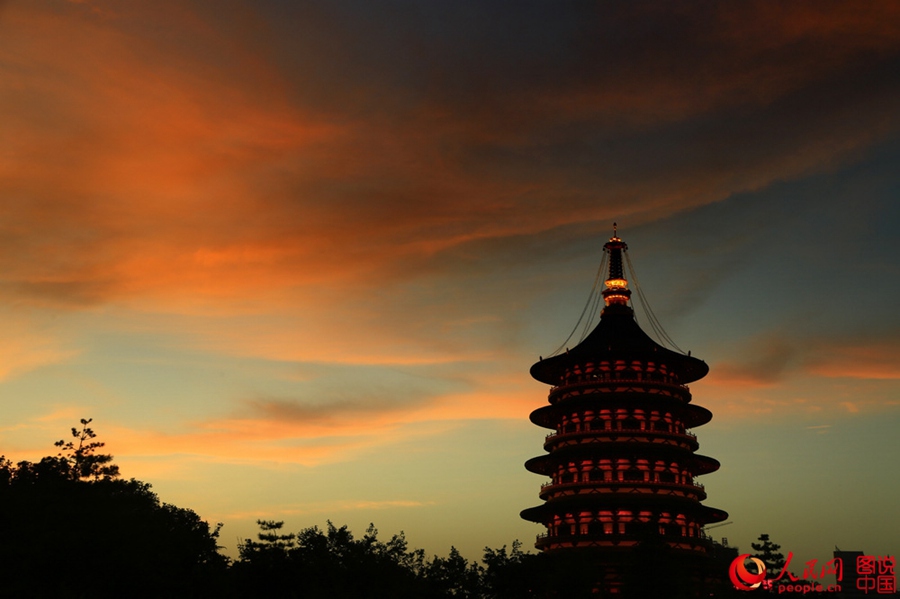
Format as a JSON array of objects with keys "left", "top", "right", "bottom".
[
  {"left": 2, "top": 418, "right": 751, "bottom": 597},
  {"left": 424, "top": 546, "right": 484, "bottom": 598},
  {"left": 751, "top": 533, "right": 786, "bottom": 577},
  {"left": 233, "top": 520, "right": 436, "bottom": 598},
  {"left": 53, "top": 417, "right": 120, "bottom": 481},
  {"left": 482, "top": 540, "right": 542, "bottom": 598},
  {"left": 233, "top": 519, "right": 590, "bottom": 599},
  {"left": 0, "top": 419, "right": 227, "bottom": 599}
]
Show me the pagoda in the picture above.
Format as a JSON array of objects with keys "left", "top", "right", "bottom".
[{"left": 521, "top": 226, "right": 728, "bottom": 593}]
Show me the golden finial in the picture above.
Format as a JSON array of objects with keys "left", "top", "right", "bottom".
[{"left": 603, "top": 222, "right": 630, "bottom": 306}]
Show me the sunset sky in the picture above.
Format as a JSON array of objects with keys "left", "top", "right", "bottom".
[{"left": 1, "top": 1, "right": 899, "bottom": 565}]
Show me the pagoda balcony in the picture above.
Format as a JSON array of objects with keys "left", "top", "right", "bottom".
[
  {"left": 543, "top": 428, "right": 699, "bottom": 452},
  {"left": 538, "top": 478, "right": 707, "bottom": 502},
  {"left": 548, "top": 376, "right": 691, "bottom": 404},
  {"left": 534, "top": 529, "right": 711, "bottom": 553}
]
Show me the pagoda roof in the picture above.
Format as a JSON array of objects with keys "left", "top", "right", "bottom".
[
  {"left": 530, "top": 304, "right": 709, "bottom": 386},
  {"left": 524, "top": 447, "right": 719, "bottom": 476},
  {"left": 520, "top": 495, "right": 728, "bottom": 524},
  {"left": 529, "top": 400, "right": 712, "bottom": 429}
]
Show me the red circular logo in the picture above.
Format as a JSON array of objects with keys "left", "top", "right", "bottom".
[{"left": 729, "top": 554, "right": 767, "bottom": 591}]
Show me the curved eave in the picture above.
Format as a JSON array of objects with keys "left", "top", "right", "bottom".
[
  {"left": 530, "top": 400, "right": 712, "bottom": 429},
  {"left": 526, "top": 444, "right": 702, "bottom": 475},
  {"left": 690, "top": 454, "right": 720, "bottom": 476},
  {"left": 521, "top": 505, "right": 547, "bottom": 523},
  {"left": 684, "top": 404, "right": 712, "bottom": 428},
  {"left": 521, "top": 494, "right": 726, "bottom": 523},
  {"left": 525, "top": 454, "right": 553, "bottom": 475},
  {"left": 530, "top": 405, "right": 558, "bottom": 429},
  {"left": 531, "top": 305, "right": 708, "bottom": 386},
  {"left": 698, "top": 505, "right": 729, "bottom": 525},
  {"left": 526, "top": 447, "right": 720, "bottom": 476}
]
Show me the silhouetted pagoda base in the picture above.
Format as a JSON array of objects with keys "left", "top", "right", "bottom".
[{"left": 521, "top": 227, "right": 728, "bottom": 597}]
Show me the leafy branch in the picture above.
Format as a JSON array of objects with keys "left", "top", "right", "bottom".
[{"left": 54, "top": 418, "right": 120, "bottom": 481}]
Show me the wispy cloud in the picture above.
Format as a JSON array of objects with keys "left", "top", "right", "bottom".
[
  {"left": 698, "top": 330, "right": 900, "bottom": 420},
  {"left": 222, "top": 500, "right": 436, "bottom": 522},
  {"left": 2, "top": 1, "right": 898, "bottom": 319},
  {"left": 706, "top": 335, "right": 801, "bottom": 387},
  {"left": 0, "top": 315, "right": 76, "bottom": 380},
  {"left": 707, "top": 332, "right": 900, "bottom": 386},
  {"left": 806, "top": 342, "right": 900, "bottom": 380}
]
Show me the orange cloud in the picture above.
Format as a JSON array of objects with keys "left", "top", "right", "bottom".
[
  {"left": 0, "top": 2, "right": 897, "bottom": 452},
  {"left": 806, "top": 342, "right": 900, "bottom": 380},
  {"left": 1, "top": 0, "right": 898, "bottom": 321},
  {"left": 104, "top": 414, "right": 448, "bottom": 468},
  {"left": 221, "top": 500, "right": 435, "bottom": 522},
  {"left": 708, "top": 334, "right": 900, "bottom": 388},
  {"left": 86, "top": 373, "right": 537, "bottom": 470},
  {"left": 0, "top": 315, "right": 76, "bottom": 380},
  {"left": 695, "top": 331, "right": 900, "bottom": 421},
  {"left": 704, "top": 336, "right": 801, "bottom": 388}
]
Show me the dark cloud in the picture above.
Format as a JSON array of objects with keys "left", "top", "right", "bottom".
[
  {"left": 239, "top": 359, "right": 477, "bottom": 425},
  {"left": 0, "top": 280, "right": 117, "bottom": 307},
  {"left": 247, "top": 396, "right": 416, "bottom": 425},
  {"left": 1, "top": 0, "right": 898, "bottom": 312},
  {"left": 241, "top": 0, "right": 900, "bottom": 249},
  {"left": 713, "top": 336, "right": 801, "bottom": 386},
  {"left": 708, "top": 327, "right": 900, "bottom": 387}
]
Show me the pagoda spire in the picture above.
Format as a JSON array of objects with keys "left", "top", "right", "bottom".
[{"left": 601, "top": 222, "right": 631, "bottom": 308}]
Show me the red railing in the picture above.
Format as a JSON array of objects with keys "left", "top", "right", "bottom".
[
  {"left": 537, "top": 478, "right": 706, "bottom": 500},
  {"left": 543, "top": 427, "right": 699, "bottom": 450}
]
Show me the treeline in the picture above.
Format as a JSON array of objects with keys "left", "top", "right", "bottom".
[
  {"left": 0, "top": 420, "right": 561, "bottom": 598},
  {"left": 231, "top": 520, "right": 532, "bottom": 599},
  {"left": 0, "top": 421, "right": 739, "bottom": 598}
]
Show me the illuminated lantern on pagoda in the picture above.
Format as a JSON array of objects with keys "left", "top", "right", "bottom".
[{"left": 521, "top": 225, "right": 728, "bottom": 594}]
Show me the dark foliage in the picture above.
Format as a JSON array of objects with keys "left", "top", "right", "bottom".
[
  {"left": 482, "top": 540, "right": 552, "bottom": 598},
  {"left": 0, "top": 420, "right": 227, "bottom": 599},
  {"left": 751, "top": 533, "right": 786, "bottom": 577},
  {"left": 0, "top": 420, "right": 746, "bottom": 598},
  {"left": 232, "top": 520, "right": 445, "bottom": 598},
  {"left": 53, "top": 418, "right": 120, "bottom": 481}
]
